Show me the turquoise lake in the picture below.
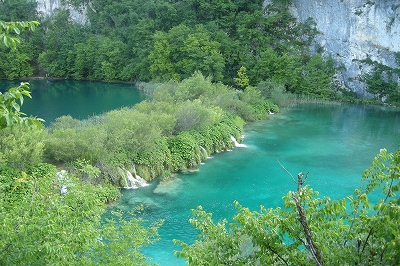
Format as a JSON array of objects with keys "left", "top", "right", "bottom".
[
  {"left": 118, "top": 104, "right": 400, "bottom": 265},
  {"left": 1, "top": 80, "right": 399, "bottom": 265}
]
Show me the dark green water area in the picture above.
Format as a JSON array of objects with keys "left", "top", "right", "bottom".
[
  {"left": 0, "top": 80, "right": 146, "bottom": 126},
  {"left": 1, "top": 80, "right": 399, "bottom": 265}
]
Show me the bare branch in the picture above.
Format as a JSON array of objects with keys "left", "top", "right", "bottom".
[
  {"left": 277, "top": 159, "right": 297, "bottom": 184},
  {"left": 303, "top": 172, "right": 310, "bottom": 182},
  {"left": 292, "top": 192, "right": 324, "bottom": 266}
]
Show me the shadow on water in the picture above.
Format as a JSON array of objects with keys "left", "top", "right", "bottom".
[{"left": 0, "top": 79, "right": 146, "bottom": 126}]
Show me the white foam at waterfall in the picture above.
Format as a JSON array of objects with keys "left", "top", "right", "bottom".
[
  {"left": 56, "top": 170, "right": 69, "bottom": 194},
  {"left": 230, "top": 136, "right": 247, "bottom": 148},
  {"left": 124, "top": 169, "right": 149, "bottom": 189},
  {"left": 200, "top": 146, "right": 212, "bottom": 159}
]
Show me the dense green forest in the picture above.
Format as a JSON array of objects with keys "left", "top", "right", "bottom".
[
  {"left": 2, "top": 0, "right": 399, "bottom": 104},
  {"left": 1, "top": 0, "right": 399, "bottom": 265},
  {"left": 1, "top": 0, "right": 340, "bottom": 97}
]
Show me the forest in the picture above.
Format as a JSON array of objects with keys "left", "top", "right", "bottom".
[
  {"left": 1, "top": 0, "right": 399, "bottom": 265},
  {"left": 2, "top": 0, "right": 341, "bottom": 96}
]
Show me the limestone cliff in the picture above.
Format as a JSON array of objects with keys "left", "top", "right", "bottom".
[
  {"left": 35, "top": 0, "right": 399, "bottom": 95},
  {"left": 36, "top": 0, "right": 87, "bottom": 24},
  {"left": 291, "top": 0, "right": 400, "bottom": 95}
]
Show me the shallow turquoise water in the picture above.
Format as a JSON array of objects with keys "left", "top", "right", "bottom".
[
  {"left": 117, "top": 104, "right": 400, "bottom": 266},
  {"left": 3, "top": 79, "right": 398, "bottom": 265}
]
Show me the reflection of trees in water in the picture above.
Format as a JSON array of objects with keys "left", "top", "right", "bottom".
[
  {"left": 0, "top": 80, "right": 145, "bottom": 126},
  {"left": 332, "top": 104, "right": 400, "bottom": 147}
]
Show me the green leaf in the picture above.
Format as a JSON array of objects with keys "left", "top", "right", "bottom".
[
  {"left": 13, "top": 27, "right": 20, "bottom": 35},
  {"left": 5, "top": 113, "right": 14, "bottom": 126},
  {"left": 3, "top": 35, "right": 9, "bottom": 47},
  {"left": 12, "top": 101, "right": 20, "bottom": 112}
]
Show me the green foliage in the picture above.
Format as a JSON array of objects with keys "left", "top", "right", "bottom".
[
  {"left": 0, "top": 164, "right": 161, "bottom": 265},
  {"left": 0, "top": 0, "right": 38, "bottom": 22},
  {"left": 69, "top": 36, "right": 129, "bottom": 81},
  {"left": 149, "top": 24, "right": 225, "bottom": 82},
  {"left": 42, "top": 71, "right": 271, "bottom": 183},
  {"left": 365, "top": 71, "right": 400, "bottom": 105},
  {"left": 0, "top": 125, "right": 46, "bottom": 170},
  {"left": 88, "top": 210, "right": 163, "bottom": 265},
  {"left": 234, "top": 66, "right": 249, "bottom": 89},
  {"left": 0, "top": 82, "right": 44, "bottom": 130},
  {"left": 45, "top": 116, "right": 107, "bottom": 163},
  {"left": 0, "top": 20, "right": 43, "bottom": 130},
  {"left": 257, "top": 79, "right": 288, "bottom": 107},
  {"left": 238, "top": 86, "right": 276, "bottom": 120},
  {"left": 1, "top": 0, "right": 342, "bottom": 100},
  {"left": 358, "top": 57, "right": 400, "bottom": 105},
  {"left": 0, "top": 20, "right": 39, "bottom": 48},
  {"left": 39, "top": 9, "right": 87, "bottom": 77},
  {"left": 68, "top": 158, "right": 102, "bottom": 183},
  {"left": 168, "top": 131, "right": 201, "bottom": 171},
  {"left": 0, "top": 42, "right": 34, "bottom": 79},
  {"left": 174, "top": 148, "right": 400, "bottom": 265},
  {"left": 298, "top": 55, "right": 336, "bottom": 98},
  {"left": 174, "top": 100, "right": 219, "bottom": 133}
]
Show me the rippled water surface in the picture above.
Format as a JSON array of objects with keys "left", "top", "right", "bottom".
[
  {"left": 117, "top": 104, "right": 400, "bottom": 266},
  {"left": 3, "top": 80, "right": 398, "bottom": 265}
]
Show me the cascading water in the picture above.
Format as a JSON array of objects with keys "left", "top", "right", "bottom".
[
  {"left": 56, "top": 170, "right": 69, "bottom": 194},
  {"left": 122, "top": 168, "right": 149, "bottom": 189},
  {"left": 200, "top": 146, "right": 211, "bottom": 160},
  {"left": 230, "top": 135, "right": 247, "bottom": 148}
]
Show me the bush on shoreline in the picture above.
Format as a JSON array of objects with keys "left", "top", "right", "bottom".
[{"left": 42, "top": 72, "right": 275, "bottom": 185}]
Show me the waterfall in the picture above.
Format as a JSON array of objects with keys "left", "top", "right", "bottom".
[
  {"left": 200, "top": 146, "right": 212, "bottom": 159},
  {"left": 122, "top": 168, "right": 149, "bottom": 189},
  {"left": 230, "top": 136, "right": 247, "bottom": 148},
  {"left": 56, "top": 170, "right": 69, "bottom": 194}
]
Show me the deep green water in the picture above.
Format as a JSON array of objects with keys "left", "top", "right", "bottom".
[
  {"left": 116, "top": 104, "right": 400, "bottom": 266},
  {"left": 0, "top": 80, "right": 146, "bottom": 126}
]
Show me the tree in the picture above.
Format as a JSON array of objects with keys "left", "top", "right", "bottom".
[
  {"left": 174, "top": 148, "right": 400, "bottom": 265},
  {"left": 365, "top": 69, "right": 400, "bottom": 105},
  {"left": 0, "top": 163, "right": 162, "bottom": 265},
  {"left": 0, "top": 20, "right": 39, "bottom": 48},
  {"left": 1, "top": 19, "right": 163, "bottom": 265},
  {"left": 298, "top": 55, "right": 336, "bottom": 98},
  {"left": 234, "top": 66, "right": 249, "bottom": 89},
  {"left": 38, "top": 9, "right": 87, "bottom": 78},
  {"left": 0, "top": 21, "right": 43, "bottom": 130},
  {"left": 0, "top": 124, "right": 46, "bottom": 169},
  {"left": 149, "top": 24, "right": 225, "bottom": 82}
]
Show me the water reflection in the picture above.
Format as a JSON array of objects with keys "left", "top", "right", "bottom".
[{"left": 0, "top": 79, "right": 146, "bottom": 126}]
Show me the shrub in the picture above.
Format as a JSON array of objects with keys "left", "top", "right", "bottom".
[{"left": 0, "top": 125, "right": 46, "bottom": 170}]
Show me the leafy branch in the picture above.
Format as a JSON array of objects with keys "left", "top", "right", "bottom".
[{"left": 0, "top": 21, "right": 39, "bottom": 48}]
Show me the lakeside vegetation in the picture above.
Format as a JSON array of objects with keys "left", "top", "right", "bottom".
[
  {"left": 1, "top": 0, "right": 399, "bottom": 265},
  {"left": 43, "top": 72, "right": 278, "bottom": 183}
]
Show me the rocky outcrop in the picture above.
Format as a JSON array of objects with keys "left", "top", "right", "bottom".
[
  {"left": 290, "top": 0, "right": 400, "bottom": 95},
  {"left": 35, "top": 0, "right": 399, "bottom": 95},
  {"left": 36, "top": 0, "right": 87, "bottom": 24}
]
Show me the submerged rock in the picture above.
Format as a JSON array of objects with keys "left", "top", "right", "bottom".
[{"left": 153, "top": 178, "right": 183, "bottom": 196}]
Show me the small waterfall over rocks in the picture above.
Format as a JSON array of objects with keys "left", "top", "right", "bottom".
[
  {"left": 56, "top": 170, "right": 69, "bottom": 194},
  {"left": 200, "top": 146, "right": 211, "bottom": 161},
  {"left": 120, "top": 166, "right": 149, "bottom": 189},
  {"left": 230, "top": 136, "right": 247, "bottom": 148}
]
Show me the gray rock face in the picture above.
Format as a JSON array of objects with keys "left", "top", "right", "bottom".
[
  {"left": 291, "top": 0, "right": 400, "bottom": 95},
  {"left": 35, "top": 1, "right": 399, "bottom": 94},
  {"left": 36, "top": 0, "right": 87, "bottom": 24}
]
